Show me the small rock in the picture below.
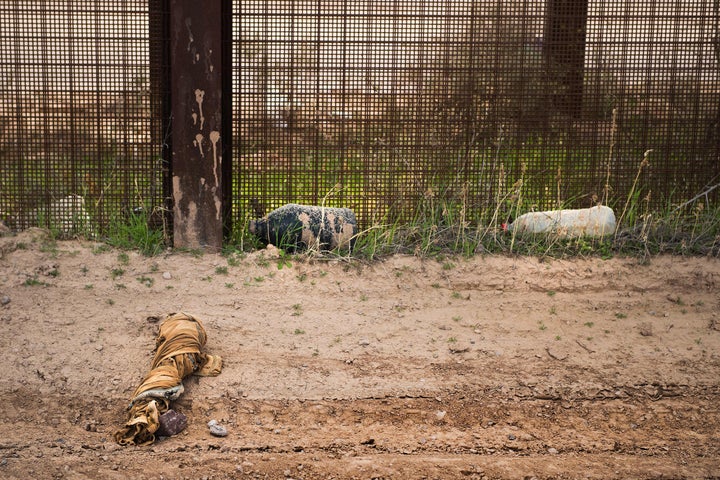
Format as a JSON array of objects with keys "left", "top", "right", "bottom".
[
  {"left": 162, "top": 272, "right": 172, "bottom": 280},
  {"left": 508, "top": 434, "right": 516, "bottom": 441},
  {"left": 435, "top": 410, "right": 446, "bottom": 421},
  {"left": 639, "top": 322, "right": 653, "bottom": 336},
  {"left": 1, "top": 296, "right": 10, "bottom": 306},
  {"left": 358, "top": 339, "right": 370, "bottom": 346},
  {"left": 449, "top": 344, "right": 470, "bottom": 354},
  {"left": 156, "top": 410, "right": 187, "bottom": 437},
  {"left": 207, "top": 419, "right": 228, "bottom": 437},
  {"left": 548, "top": 447, "right": 558, "bottom": 454}
]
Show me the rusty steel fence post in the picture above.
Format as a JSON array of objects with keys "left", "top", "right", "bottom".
[{"left": 168, "top": 0, "right": 226, "bottom": 251}]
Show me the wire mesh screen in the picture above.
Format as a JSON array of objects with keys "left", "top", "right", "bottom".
[
  {"left": 0, "top": 0, "right": 166, "bottom": 235},
  {"left": 232, "top": 0, "right": 719, "bottom": 229}
]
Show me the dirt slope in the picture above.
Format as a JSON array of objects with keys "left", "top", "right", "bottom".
[{"left": 1, "top": 228, "right": 719, "bottom": 479}]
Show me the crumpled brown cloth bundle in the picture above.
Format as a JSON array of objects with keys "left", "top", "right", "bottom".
[{"left": 114, "top": 312, "right": 222, "bottom": 446}]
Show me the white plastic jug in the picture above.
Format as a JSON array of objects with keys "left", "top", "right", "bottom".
[{"left": 506, "top": 205, "right": 616, "bottom": 238}]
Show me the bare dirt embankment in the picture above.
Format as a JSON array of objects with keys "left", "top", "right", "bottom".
[{"left": 1, "top": 228, "right": 719, "bottom": 479}]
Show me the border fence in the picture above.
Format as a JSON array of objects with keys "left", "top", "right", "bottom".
[{"left": 1, "top": 0, "right": 718, "bottom": 245}]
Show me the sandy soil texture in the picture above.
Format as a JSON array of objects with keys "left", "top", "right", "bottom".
[{"left": 1, "top": 228, "right": 719, "bottom": 479}]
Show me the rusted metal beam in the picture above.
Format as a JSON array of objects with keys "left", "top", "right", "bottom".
[
  {"left": 169, "top": 0, "right": 224, "bottom": 251},
  {"left": 544, "top": 0, "right": 589, "bottom": 120}
]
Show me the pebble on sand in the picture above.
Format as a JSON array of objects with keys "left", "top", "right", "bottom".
[{"left": 207, "top": 419, "right": 228, "bottom": 437}]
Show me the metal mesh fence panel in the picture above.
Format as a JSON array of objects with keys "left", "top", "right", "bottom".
[
  {"left": 0, "top": 1, "right": 717, "bottom": 238},
  {"left": 0, "top": 0, "right": 167, "bottom": 235},
  {"left": 232, "top": 0, "right": 719, "bottom": 229}
]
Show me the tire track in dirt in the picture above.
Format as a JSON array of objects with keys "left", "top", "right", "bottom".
[{"left": 1, "top": 385, "right": 719, "bottom": 479}]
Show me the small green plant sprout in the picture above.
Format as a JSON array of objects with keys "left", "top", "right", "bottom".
[
  {"left": 255, "top": 255, "right": 270, "bottom": 268},
  {"left": 451, "top": 291, "right": 462, "bottom": 299},
  {"left": 117, "top": 252, "right": 130, "bottom": 265},
  {"left": 225, "top": 282, "right": 234, "bottom": 289},
  {"left": 277, "top": 249, "right": 292, "bottom": 270},
  {"left": 360, "top": 294, "right": 368, "bottom": 301},
  {"left": 297, "top": 273, "right": 307, "bottom": 282},
  {"left": 39, "top": 238, "right": 59, "bottom": 255},
  {"left": 291, "top": 303, "right": 303, "bottom": 316},
  {"left": 452, "top": 315, "right": 462, "bottom": 322},
  {"left": 215, "top": 266, "right": 228, "bottom": 275},
  {"left": 225, "top": 252, "right": 243, "bottom": 267},
  {"left": 84, "top": 284, "right": 94, "bottom": 290},
  {"left": 442, "top": 261, "right": 456, "bottom": 271},
  {"left": 92, "top": 244, "right": 111, "bottom": 254},
  {"left": 547, "top": 290, "right": 556, "bottom": 297},
  {"left": 110, "top": 267, "right": 125, "bottom": 280},
  {"left": 584, "top": 321, "right": 594, "bottom": 328},
  {"left": 431, "top": 283, "right": 441, "bottom": 289},
  {"left": 555, "top": 335, "right": 561, "bottom": 341},
  {"left": 23, "top": 276, "right": 47, "bottom": 287},
  {"left": 538, "top": 320, "right": 547, "bottom": 331},
  {"left": 137, "top": 276, "right": 154, "bottom": 287},
  {"left": 294, "top": 328, "right": 305, "bottom": 335},
  {"left": 447, "top": 336, "right": 457, "bottom": 343},
  {"left": 549, "top": 306, "right": 557, "bottom": 315},
  {"left": 106, "top": 299, "right": 115, "bottom": 305},
  {"left": 667, "top": 295, "right": 685, "bottom": 306},
  {"left": 614, "top": 312, "right": 627, "bottom": 319}
]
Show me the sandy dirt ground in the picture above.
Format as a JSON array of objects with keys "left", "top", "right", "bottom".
[{"left": 0, "top": 228, "right": 719, "bottom": 479}]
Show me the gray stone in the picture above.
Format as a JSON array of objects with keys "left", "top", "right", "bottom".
[{"left": 207, "top": 419, "right": 228, "bottom": 437}]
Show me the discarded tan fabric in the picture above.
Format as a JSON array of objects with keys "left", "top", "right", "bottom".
[{"left": 115, "top": 312, "right": 222, "bottom": 446}]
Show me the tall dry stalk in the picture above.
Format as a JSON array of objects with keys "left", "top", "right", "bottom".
[
  {"left": 615, "top": 149, "right": 652, "bottom": 239},
  {"left": 602, "top": 108, "right": 618, "bottom": 206}
]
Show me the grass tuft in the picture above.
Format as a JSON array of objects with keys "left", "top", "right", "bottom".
[{"left": 105, "top": 209, "right": 167, "bottom": 256}]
